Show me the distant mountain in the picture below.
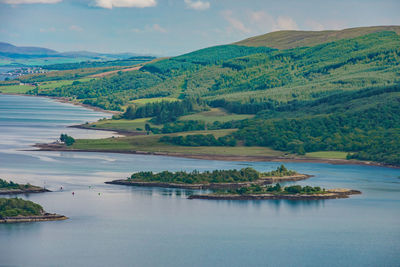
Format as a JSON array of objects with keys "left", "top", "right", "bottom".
[
  {"left": 234, "top": 25, "right": 400, "bottom": 49},
  {"left": 0, "top": 42, "right": 58, "bottom": 55},
  {"left": 0, "top": 42, "right": 147, "bottom": 66}
]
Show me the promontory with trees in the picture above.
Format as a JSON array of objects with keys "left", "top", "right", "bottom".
[
  {"left": 0, "top": 179, "right": 50, "bottom": 195},
  {"left": 0, "top": 198, "right": 67, "bottom": 223}
]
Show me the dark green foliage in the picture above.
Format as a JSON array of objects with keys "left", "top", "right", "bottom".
[
  {"left": 0, "top": 198, "right": 44, "bottom": 218},
  {"left": 209, "top": 98, "right": 279, "bottom": 114},
  {"left": 233, "top": 86, "right": 400, "bottom": 163},
  {"left": 60, "top": 134, "right": 75, "bottom": 146},
  {"left": 122, "top": 99, "right": 203, "bottom": 124},
  {"left": 0, "top": 179, "right": 30, "bottom": 190},
  {"left": 161, "top": 119, "right": 242, "bottom": 134},
  {"left": 232, "top": 183, "right": 324, "bottom": 195},
  {"left": 161, "top": 120, "right": 206, "bottom": 133},
  {"left": 263, "top": 165, "right": 297, "bottom": 177},
  {"left": 160, "top": 134, "right": 237, "bottom": 146},
  {"left": 43, "top": 57, "right": 155, "bottom": 70},
  {"left": 43, "top": 71, "right": 164, "bottom": 111},
  {"left": 129, "top": 167, "right": 260, "bottom": 184}
]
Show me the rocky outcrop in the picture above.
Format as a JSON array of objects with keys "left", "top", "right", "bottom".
[
  {"left": 188, "top": 189, "right": 362, "bottom": 200},
  {"left": 0, "top": 213, "right": 68, "bottom": 223},
  {"left": 0, "top": 186, "right": 50, "bottom": 195}
]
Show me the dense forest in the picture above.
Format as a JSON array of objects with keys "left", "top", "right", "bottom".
[
  {"left": 0, "top": 198, "right": 44, "bottom": 218},
  {"left": 129, "top": 168, "right": 260, "bottom": 184},
  {"left": 232, "top": 183, "right": 325, "bottom": 195},
  {"left": 43, "top": 56, "right": 155, "bottom": 70},
  {"left": 0, "top": 179, "right": 31, "bottom": 190}
]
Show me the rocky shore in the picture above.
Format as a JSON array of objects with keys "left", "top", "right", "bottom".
[
  {"left": 188, "top": 189, "right": 362, "bottom": 200},
  {"left": 0, "top": 186, "right": 50, "bottom": 195},
  {"left": 0, "top": 213, "right": 68, "bottom": 223},
  {"left": 105, "top": 174, "right": 312, "bottom": 190}
]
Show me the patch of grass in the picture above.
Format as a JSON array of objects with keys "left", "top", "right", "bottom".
[
  {"left": 39, "top": 78, "right": 93, "bottom": 91},
  {"left": 0, "top": 84, "right": 34, "bottom": 94},
  {"left": 180, "top": 108, "right": 254, "bottom": 123},
  {"left": 131, "top": 97, "right": 178, "bottom": 105},
  {"left": 85, "top": 118, "right": 155, "bottom": 132},
  {"left": 70, "top": 129, "right": 285, "bottom": 157},
  {"left": 305, "top": 151, "right": 348, "bottom": 159}
]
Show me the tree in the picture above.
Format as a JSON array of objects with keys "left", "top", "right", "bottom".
[
  {"left": 60, "top": 134, "right": 75, "bottom": 146},
  {"left": 145, "top": 123, "right": 151, "bottom": 135}
]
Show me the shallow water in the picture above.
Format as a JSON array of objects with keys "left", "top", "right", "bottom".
[{"left": 0, "top": 94, "right": 399, "bottom": 266}]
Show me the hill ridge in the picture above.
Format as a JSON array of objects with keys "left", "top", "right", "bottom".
[{"left": 234, "top": 25, "right": 400, "bottom": 49}]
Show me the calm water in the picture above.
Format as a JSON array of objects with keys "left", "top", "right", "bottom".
[{"left": 0, "top": 94, "right": 399, "bottom": 267}]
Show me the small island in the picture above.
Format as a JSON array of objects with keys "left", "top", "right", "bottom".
[
  {"left": 106, "top": 165, "right": 313, "bottom": 190},
  {"left": 0, "top": 179, "right": 50, "bottom": 195},
  {"left": 188, "top": 184, "right": 362, "bottom": 200},
  {"left": 0, "top": 198, "right": 67, "bottom": 223}
]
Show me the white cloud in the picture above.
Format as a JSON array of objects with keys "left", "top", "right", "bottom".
[
  {"left": 184, "top": 0, "right": 209, "bottom": 11},
  {"left": 275, "top": 16, "right": 298, "bottom": 31},
  {"left": 93, "top": 0, "right": 156, "bottom": 9},
  {"left": 222, "top": 10, "right": 299, "bottom": 36},
  {"left": 69, "top": 25, "right": 84, "bottom": 32},
  {"left": 1, "top": 0, "right": 61, "bottom": 4},
  {"left": 152, "top": 24, "right": 167, "bottom": 33},
  {"left": 222, "top": 10, "right": 251, "bottom": 34}
]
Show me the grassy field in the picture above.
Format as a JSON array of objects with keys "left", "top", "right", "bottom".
[
  {"left": 39, "top": 78, "right": 93, "bottom": 91},
  {"left": 180, "top": 108, "right": 254, "bottom": 123},
  {"left": 305, "top": 151, "right": 349, "bottom": 159},
  {"left": 84, "top": 118, "right": 156, "bottom": 132},
  {"left": 0, "top": 84, "right": 34, "bottom": 93},
  {"left": 70, "top": 129, "right": 285, "bottom": 157},
  {"left": 235, "top": 25, "right": 400, "bottom": 49},
  {"left": 130, "top": 97, "right": 178, "bottom": 105}
]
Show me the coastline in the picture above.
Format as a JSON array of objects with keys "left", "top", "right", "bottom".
[
  {"left": 188, "top": 189, "right": 362, "bottom": 200},
  {"left": 4, "top": 93, "right": 398, "bottom": 169},
  {"left": 105, "top": 174, "right": 312, "bottom": 190},
  {"left": 0, "top": 93, "right": 119, "bottom": 115},
  {"left": 32, "top": 143, "right": 399, "bottom": 169},
  {"left": 0, "top": 187, "right": 50, "bottom": 195},
  {"left": 0, "top": 214, "right": 68, "bottom": 223},
  {"left": 69, "top": 124, "right": 145, "bottom": 137}
]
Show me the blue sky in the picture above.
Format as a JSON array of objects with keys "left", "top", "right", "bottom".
[{"left": 1, "top": 0, "right": 399, "bottom": 56}]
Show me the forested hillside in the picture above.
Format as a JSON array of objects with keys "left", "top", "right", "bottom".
[{"left": 11, "top": 27, "right": 400, "bottom": 165}]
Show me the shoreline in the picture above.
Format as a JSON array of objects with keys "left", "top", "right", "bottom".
[
  {"left": 0, "top": 187, "right": 50, "bottom": 195},
  {"left": 188, "top": 189, "right": 362, "bottom": 200},
  {"left": 69, "top": 124, "right": 145, "bottom": 137},
  {"left": 0, "top": 93, "right": 119, "bottom": 115},
  {"left": 32, "top": 143, "right": 399, "bottom": 169},
  {"left": 105, "top": 174, "right": 312, "bottom": 190},
  {"left": 0, "top": 213, "right": 68, "bottom": 223}
]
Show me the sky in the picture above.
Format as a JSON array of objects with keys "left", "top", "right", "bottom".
[{"left": 1, "top": 0, "right": 399, "bottom": 56}]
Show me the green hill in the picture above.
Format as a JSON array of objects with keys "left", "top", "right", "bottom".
[
  {"left": 7, "top": 26, "right": 400, "bottom": 165},
  {"left": 234, "top": 25, "right": 400, "bottom": 49}
]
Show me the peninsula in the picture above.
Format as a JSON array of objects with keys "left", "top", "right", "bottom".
[
  {"left": 0, "top": 179, "right": 50, "bottom": 195},
  {"left": 0, "top": 198, "right": 67, "bottom": 223},
  {"left": 106, "top": 165, "right": 312, "bottom": 190}
]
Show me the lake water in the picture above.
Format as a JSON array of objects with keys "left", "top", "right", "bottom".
[{"left": 0, "top": 94, "right": 399, "bottom": 267}]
